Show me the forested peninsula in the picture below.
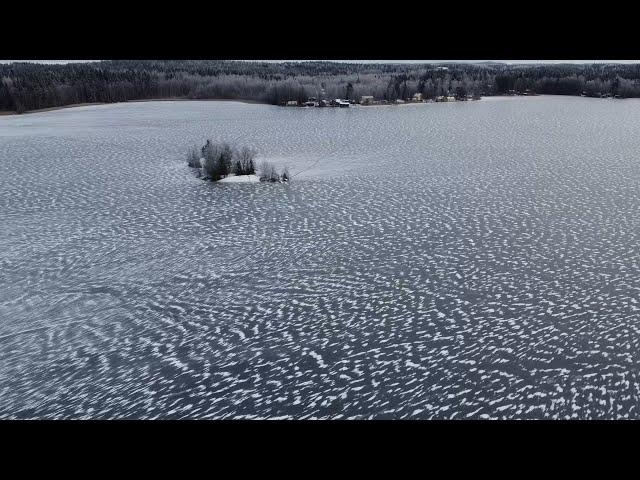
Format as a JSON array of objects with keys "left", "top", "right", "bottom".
[{"left": 2, "top": 60, "right": 640, "bottom": 114}]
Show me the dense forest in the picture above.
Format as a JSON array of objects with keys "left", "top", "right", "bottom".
[{"left": 2, "top": 60, "right": 640, "bottom": 113}]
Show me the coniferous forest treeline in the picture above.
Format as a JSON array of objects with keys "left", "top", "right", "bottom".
[{"left": 2, "top": 60, "right": 640, "bottom": 113}]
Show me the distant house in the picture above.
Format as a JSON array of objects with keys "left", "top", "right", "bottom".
[
  {"left": 446, "top": 95, "right": 455, "bottom": 102},
  {"left": 435, "top": 95, "right": 446, "bottom": 102},
  {"left": 332, "top": 99, "right": 350, "bottom": 107},
  {"left": 304, "top": 101, "right": 317, "bottom": 107},
  {"left": 412, "top": 92, "right": 423, "bottom": 102},
  {"left": 360, "top": 95, "right": 374, "bottom": 105},
  {"left": 395, "top": 99, "right": 405, "bottom": 104},
  {"left": 286, "top": 100, "right": 298, "bottom": 106}
]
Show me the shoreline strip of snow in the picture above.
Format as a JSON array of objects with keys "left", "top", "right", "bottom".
[{"left": 218, "top": 174, "right": 260, "bottom": 183}]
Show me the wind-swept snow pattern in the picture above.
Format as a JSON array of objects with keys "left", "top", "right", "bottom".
[{"left": 2, "top": 98, "right": 640, "bottom": 419}]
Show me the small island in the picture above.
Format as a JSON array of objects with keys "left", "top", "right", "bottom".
[{"left": 187, "top": 140, "right": 290, "bottom": 183}]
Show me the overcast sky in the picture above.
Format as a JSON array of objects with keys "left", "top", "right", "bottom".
[{"left": 2, "top": 59, "right": 639, "bottom": 64}]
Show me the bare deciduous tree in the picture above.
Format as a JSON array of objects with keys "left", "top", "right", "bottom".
[
  {"left": 259, "top": 161, "right": 280, "bottom": 182},
  {"left": 233, "top": 146, "right": 256, "bottom": 175},
  {"left": 258, "top": 161, "right": 290, "bottom": 183},
  {"left": 186, "top": 146, "right": 201, "bottom": 168},
  {"left": 201, "top": 140, "right": 233, "bottom": 181}
]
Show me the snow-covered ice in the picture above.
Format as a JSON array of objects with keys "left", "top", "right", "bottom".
[{"left": 2, "top": 97, "right": 640, "bottom": 419}]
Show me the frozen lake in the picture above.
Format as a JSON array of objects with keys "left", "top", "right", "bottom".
[{"left": 2, "top": 97, "right": 640, "bottom": 419}]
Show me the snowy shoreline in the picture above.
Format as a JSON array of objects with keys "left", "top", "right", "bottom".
[
  {"left": 1, "top": 98, "right": 269, "bottom": 116},
  {"left": 217, "top": 174, "right": 261, "bottom": 183},
  {"left": 2, "top": 93, "right": 630, "bottom": 117}
]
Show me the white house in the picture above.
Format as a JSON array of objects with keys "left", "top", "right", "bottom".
[{"left": 332, "top": 99, "right": 350, "bottom": 107}]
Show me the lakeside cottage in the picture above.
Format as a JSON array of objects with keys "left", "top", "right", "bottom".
[
  {"left": 331, "top": 99, "right": 350, "bottom": 107},
  {"left": 360, "top": 95, "right": 374, "bottom": 105},
  {"left": 434, "top": 95, "right": 457, "bottom": 102},
  {"left": 283, "top": 92, "right": 474, "bottom": 108}
]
